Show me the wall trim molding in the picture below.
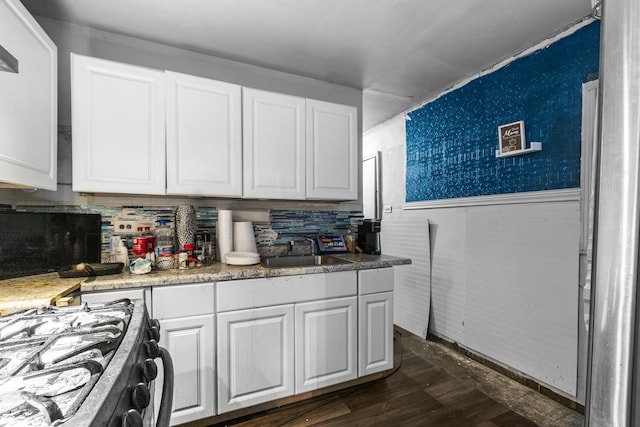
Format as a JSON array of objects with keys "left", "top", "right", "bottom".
[{"left": 403, "top": 188, "right": 581, "bottom": 210}]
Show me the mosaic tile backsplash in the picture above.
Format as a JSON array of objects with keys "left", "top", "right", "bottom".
[
  {"left": 9, "top": 205, "right": 361, "bottom": 262},
  {"left": 405, "top": 21, "right": 600, "bottom": 202}
]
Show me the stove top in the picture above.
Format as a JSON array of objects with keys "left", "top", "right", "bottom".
[{"left": 0, "top": 300, "right": 133, "bottom": 426}]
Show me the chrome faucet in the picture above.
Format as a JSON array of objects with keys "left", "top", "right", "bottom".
[
  {"left": 305, "top": 237, "right": 316, "bottom": 256},
  {"left": 288, "top": 238, "right": 316, "bottom": 256}
]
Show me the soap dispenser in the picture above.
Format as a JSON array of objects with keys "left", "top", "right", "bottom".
[{"left": 115, "top": 239, "right": 130, "bottom": 272}]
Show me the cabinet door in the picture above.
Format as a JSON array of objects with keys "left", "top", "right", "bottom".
[
  {"left": 0, "top": 0, "right": 57, "bottom": 190},
  {"left": 166, "top": 71, "right": 242, "bottom": 197},
  {"left": 306, "top": 99, "right": 358, "bottom": 200},
  {"left": 359, "top": 291, "right": 394, "bottom": 376},
  {"left": 160, "top": 314, "right": 216, "bottom": 425},
  {"left": 295, "top": 297, "right": 357, "bottom": 393},
  {"left": 243, "top": 88, "right": 305, "bottom": 199},
  {"left": 217, "top": 305, "right": 294, "bottom": 413},
  {"left": 71, "top": 54, "right": 166, "bottom": 194}
]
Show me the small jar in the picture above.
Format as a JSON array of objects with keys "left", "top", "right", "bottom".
[
  {"left": 184, "top": 243, "right": 196, "bottom": 268},
  {"left": 178, "top": 250, "right": 188, "bottom": 270}
]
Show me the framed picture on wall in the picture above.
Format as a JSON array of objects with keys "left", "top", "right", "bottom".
[{"left": 498, "top": 121, "right": 526, "bottom": 154}]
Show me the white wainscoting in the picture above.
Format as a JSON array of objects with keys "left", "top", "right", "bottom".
[
  {"left": 380, "top": 197, "right": 580, "bottom": 397},
  {"left": 464, "top": 201, "right": 580, "bottom": 395}
]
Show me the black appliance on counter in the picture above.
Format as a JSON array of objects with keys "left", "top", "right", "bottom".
[
  {"left": 0, "top": 299, "right": 174, "bottom": 426},
  {"left": 358, "top": 219, "right": 381, "bottom": 255},
  {"left": 0, "top": 212, "right": 102, "bottom": 280}
]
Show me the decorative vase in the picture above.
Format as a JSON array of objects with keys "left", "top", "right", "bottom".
[{"left": 175, "top": 205, "right": 196, "bottom": 250}]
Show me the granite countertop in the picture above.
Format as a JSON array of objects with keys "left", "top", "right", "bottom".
[
  {"left": 80, "top": 253, "right": 411, "bottom": 292},
  {"left": 0, "top": 254, "right": 411, "bottom": 296}
]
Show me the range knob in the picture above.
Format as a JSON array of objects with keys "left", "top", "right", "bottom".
[
  {"left": 121, "top": 409, "right": 143, "bottom": 427},
  {"left": 130, "top": 383, "right": 150, "bottom": 412},
  {"left": 149, "top": 318, "right": 161, "bottom": 331},
  {"left": 143, "top": 340, "right": 160, "bottom": 359},
  {"left": 149, "top": 319, "right": 161, "bottom": 341},
  {"left": 142, "top": 358, "right": 158, "bottom": 382}
]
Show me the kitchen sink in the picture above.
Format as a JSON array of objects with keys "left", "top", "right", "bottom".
[{"left": 260, "top": 254, "right": 352, "bottom": 268}]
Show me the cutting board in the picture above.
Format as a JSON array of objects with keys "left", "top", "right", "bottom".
[{"left": 0, "top": 280, "right": 82, "bottom": 315}]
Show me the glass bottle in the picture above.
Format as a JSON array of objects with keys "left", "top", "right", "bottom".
[
  {"left": 155, "top": 220, "right": 175, "bottom": 270},
  {"left": 345, "top": 224, "right": 356, "bottom": 254}
]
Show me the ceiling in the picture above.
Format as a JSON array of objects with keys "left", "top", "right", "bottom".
[{"left": 21, "top": 0, "right": 594, "bottom": 131}]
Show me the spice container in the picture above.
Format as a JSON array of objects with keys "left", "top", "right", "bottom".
[
  {"left": 132, "top": 227, "right": 147, "bottom": 258},
  {"left": 178, "top": 250, "right": 188, "bottom": 270}
]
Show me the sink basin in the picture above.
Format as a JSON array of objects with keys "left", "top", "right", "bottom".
[{"left": 260, "top": 255, "right": 351, "bottom": 268}]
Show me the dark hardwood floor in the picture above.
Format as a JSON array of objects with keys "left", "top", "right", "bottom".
[{"left": 211, "top": 328, "right": 583, "bottom": 427}]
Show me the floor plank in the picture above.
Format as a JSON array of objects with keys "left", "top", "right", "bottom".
[{"left": 211, "top": 329, "right": 583, "bottom": 427}]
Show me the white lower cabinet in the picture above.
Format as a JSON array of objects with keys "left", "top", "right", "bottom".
[
  {"left": 215, "top": 271, "right": 358, "bottom": 413},
  {"left": 217, "top": 304, "right": 295, "bottom": 413},
  {"left": 159, "top": 314, "right": 215, "bottom": 425},
  {"left": 358, "top": 268, "right": 395, "bottom": 377},
  {"left": 295, "top": 297, "right": 358, "bottom": 393},
  {"left": 153, "top": 283, "right": 216, "bottom": 425},
  {"left": 82, "top": 267, "right": 396, "bottom": 424},
  {"left": 358, "top": 292, "right": 394, "bottom": 376}
]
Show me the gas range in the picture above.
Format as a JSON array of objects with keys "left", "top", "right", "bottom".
[{"left": 0, "top": 299, "right": 173, "bottom": 426}]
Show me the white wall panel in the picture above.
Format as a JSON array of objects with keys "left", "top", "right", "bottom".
[
  {"left": 465, "top": 201, "right": 580, "bottom": 395},
  {"left": 380, "top": 210, "right": 430, "bottom": 338},
  {"left": 423, "top": 209, "right": 468, "bottom": 344}
]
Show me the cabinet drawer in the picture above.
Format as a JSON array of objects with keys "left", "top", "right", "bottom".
[
  {"left": 81, "top": 288, "right": 149, "bottom": 307},
  {"left": 217, "top": 271, "right": 357, "bottom": 312},
  {"left": 358, "top": 268, "right": 394, "bottom": 295},
  {"left": 153, "top": 282, "right": 215, "bottom": 319}
]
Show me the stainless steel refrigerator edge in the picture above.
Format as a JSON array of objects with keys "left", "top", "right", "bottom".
[{"left": 586, "top": 0, "right": 640, "bottom": 425}]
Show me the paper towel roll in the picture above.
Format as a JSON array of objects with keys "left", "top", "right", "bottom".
[
  {"left": 218, "top": 209, "right": 233, "bottom": 263},
  {"left": 233, "top": 221, "right": 258, "bottom": 253}
]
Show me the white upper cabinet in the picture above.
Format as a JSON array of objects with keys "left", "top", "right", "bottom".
[
  {"left": 71, "top": 54, "right": 166, "bottom": 195},
  {"left": 70, "top": 55, "right": 359, "bottom": 200},
  {"left": 306, "top": 99, "right": 358, "bottom": 200},
  {"left": 0, "top": 0, "right": 57, "bottom": 190},
  {"left": 243, "top": 88, "right": 358, "bottom": 200},
  {"left": 242, "top": 88, "right": 306, "bottom": 200},
  {"left": 165, "top": 71, "right": 242, "bottom": 197}
]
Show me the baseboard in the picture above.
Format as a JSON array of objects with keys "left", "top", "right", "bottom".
[{"left": 426, "top": 332, "right": 585, "bottom": 414}]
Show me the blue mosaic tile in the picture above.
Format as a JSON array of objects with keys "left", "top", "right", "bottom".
[
  {"left": 406, "top": 21, "right": 600, "bottom": 202},
  {"left": 14, "top": 205, "right": 363, "bottom": 260}
]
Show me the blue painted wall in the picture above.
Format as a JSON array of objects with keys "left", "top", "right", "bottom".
[{"left": 405, "top": 21, "right": 600, "bottom": 202}]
